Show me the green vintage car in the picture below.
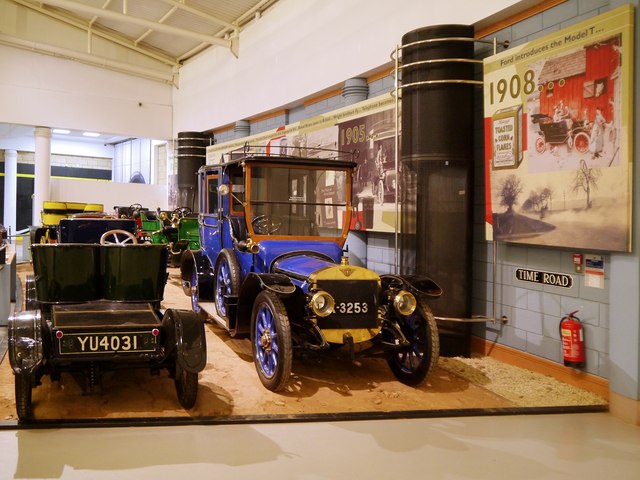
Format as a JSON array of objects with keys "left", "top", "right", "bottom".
[
  {"left": 8, "top": 219, "right": 207, "bottom": 421},
  {"left": 115, "top": 204, "right": 200, "bottom": 266}
]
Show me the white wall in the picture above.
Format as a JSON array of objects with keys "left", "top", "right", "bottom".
[
  {"left": 0, "top": 45, "right": 173, "bottom": 140},
  {"left": 49, "top": 178, "right": 168, "bottom": 212},
  {"left": 174, "top": 0, "right": 522, "bottom": 132}
]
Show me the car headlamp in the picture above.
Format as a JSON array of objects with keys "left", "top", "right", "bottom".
[
  {"left": 393, "top": 290, "right": 417, "bottom": 316},
  {"left": 310, "top": 291, "right": 335, "bottom": 317}
]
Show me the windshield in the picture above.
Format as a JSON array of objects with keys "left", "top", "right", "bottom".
[{"left": 247, "top": 163, "right": 350, "bottom": 239}]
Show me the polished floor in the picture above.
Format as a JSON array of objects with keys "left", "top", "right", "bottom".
[{"left": 0, "top": 412, "right": 638, "bottom": 479}]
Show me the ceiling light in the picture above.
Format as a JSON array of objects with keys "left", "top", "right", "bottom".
[
  {"left": 52, "top": 129, "right": 71, "bottom": 134},
  {"left": 83, "top": 131, "right": 101, "bottom": 137}
]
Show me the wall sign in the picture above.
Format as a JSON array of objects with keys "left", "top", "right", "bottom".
[
  {"left": 206, "top": 96, "right": 397, "bottom": 233},
  {"left": 515, "top": 268, "right": 573, "bottom": 288},
  {"left": 484, "top": 5, "right": 634, "bottom": 252}
]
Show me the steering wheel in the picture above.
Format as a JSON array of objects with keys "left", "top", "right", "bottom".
[
  {"left": 100, "top": 229, "right": 138, "bottom": 245},
  {"left": 172, "top": 206, "right": 193, "bottom": 218},
  {"left": 252, "top": 215, "right": 283, "bottom": 235}
]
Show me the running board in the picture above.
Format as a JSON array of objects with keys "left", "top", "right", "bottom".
[{"left": 198, "top": 302, "right": 228, "bottom": 329}]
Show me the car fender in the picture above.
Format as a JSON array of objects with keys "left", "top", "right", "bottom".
[
  {"left": 180, "top": 249, "right": 214, "bottom": 301},
  {"left": 236, "top": 273, "right": 296, "bottom": 335},
  {"left": 381, "top": 274, "right": 443, "bottom": 298},
  {"left": 8, "top": 310, "right": 44, "bottom": 375},
  {"left": 162, "top": 309, "right": 207, "bottom": 373}
]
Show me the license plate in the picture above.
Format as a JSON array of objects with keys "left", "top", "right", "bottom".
[
  {"left": 58, "top": 331, "right": 157, "bottom": 355},
  {"left": 316, "top": 280, "right": 378, "bottom": 329}
]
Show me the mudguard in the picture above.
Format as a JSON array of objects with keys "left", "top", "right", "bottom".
[
  {"left": 8, "top": 310, "right": 43, "bottom": 375},
  {"left": 162, "top": 309, "right": 207, "bottom": 373},
  {"left": 235, "top": 273, "right": 296, "bottom": 335},
  {"left": 381, "top": 274, "right": 443, "bottom": 298},
  {"left": 180, "top": 249, "right": 214, "bottom": 301}
]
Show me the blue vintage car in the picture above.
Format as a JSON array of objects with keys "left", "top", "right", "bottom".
[
  {"left": 8, "top": 217, "right": 207, "bottom": 421},
  {"left": 180, "top": 145, "right": 442, "bottom": 391}
]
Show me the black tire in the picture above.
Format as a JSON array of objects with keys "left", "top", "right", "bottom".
[
  {"left": 174, "top": 362, "right": 199, "bottom": 409},
  {"left": 15, "top": 373, "right": 33, "bottom": 421},
  {"left": 250, "top": 290, "right": 292, "bottom": 391},
  {"left": 387, "top": 299, "right": 439, "bottom": 386},
  {"left": 213, "top": 249, "right": 241, "bottom": 322}
]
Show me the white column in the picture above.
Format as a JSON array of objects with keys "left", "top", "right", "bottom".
[
  {"left": 32, "top": 127, "right": 52, "bottom": 226},
  {"left": 3, "top": 149, "right": 17, "bottom": 234}
]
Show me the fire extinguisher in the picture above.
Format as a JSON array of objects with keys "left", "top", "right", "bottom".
[{"left": 559, "top": 310, "right": 585, "bottom": 368}]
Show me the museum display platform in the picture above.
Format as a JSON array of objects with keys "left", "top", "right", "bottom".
[{"left": 0, "top": 264, "right": 607, "bottom": 429}]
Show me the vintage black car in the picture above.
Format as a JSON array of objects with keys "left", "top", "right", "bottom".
[
  {"left": 181, "top": 145, "right": 442, "bottom": 392},
  {"left": 8, "top": 221, "right": 207, "bottom": 421},
  {"left": 531, "top": 113, "right": 590, "bottom": 154}
]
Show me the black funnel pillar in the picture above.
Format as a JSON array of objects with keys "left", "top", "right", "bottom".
[
  {"left": 400, "top": 25, "right": 475, "bottom": 356},
  {"left": 176, "top": 131, "right": 207, "bottom": 212}
]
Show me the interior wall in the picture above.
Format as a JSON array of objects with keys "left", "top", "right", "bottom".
[
  {"left": 0, "top": 45, "right": 172, "bottom": 140},
  {"left": 173, "top": 0, "right": 523, "bottom": 132},
  {"left": 49, "top": 178, "right": 168, "bottom": 212}
]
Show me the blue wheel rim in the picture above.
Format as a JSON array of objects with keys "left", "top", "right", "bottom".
[
  {"left": 216, "top": 259, "right": 231, "bottom": 316},
  {"left": 255, "top": 304, "right": 279, "bottom": 379},
  {"left": 395, "top": 315, "right": 425, "bottom": 374}
]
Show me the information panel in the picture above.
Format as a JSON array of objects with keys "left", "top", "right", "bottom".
[{"left": 484, "top": 5, "right": 634, "bottom": 252}]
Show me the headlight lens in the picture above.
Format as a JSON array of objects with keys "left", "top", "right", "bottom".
[
  {"left": 393, "top": 290, "right": 417, "bottom": 316},
  {"left": 310, "top": 291, "right": 335, "bottom": 317}
]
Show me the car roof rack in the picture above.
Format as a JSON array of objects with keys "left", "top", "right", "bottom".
[{"left": 220, "top": 143, "right": 359, "bottom": 164}]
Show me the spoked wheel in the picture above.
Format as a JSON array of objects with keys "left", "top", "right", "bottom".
[
  {"left": 15, "top": 373, "right": 33, "bottom": 422},
  {"left": 174, "top": 361, "right": 198, "bottom": 409},
  {"left": 535, "top": 136, "right": 546, "bottom": 153},
  {"left": 386, "top": 299, "right": 439, "bottom": 386},
  {"left": 250, "top": 290, "right": 292, "bottom": 391},
  {"left": 214, "top": 249, "right": 240, "bottom": 322},
  {"left": 574, "top": 132, "right": 590, "bottom": 154}
]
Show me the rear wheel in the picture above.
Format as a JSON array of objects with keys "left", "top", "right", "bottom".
[
  {"left": 251, "top": 290, "right": 292, "bottom": 391},
  {"left": 214, "top": 249, "right": 241, "bottom": 322},
  {"left": 174, "top": 362, "right": 198, "bottom": 409},
  {"left": 15, "top": 373, "right": 33, "bottom": 421},
  {"left": 574, "top": 132, "right": 590, "bottom": 154},
  {"left": 387, "top": 299, "right": 439, "bottom": 386}
]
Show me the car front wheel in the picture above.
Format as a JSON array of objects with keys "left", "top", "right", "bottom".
[
  {"left": 250, "top": 290, "right": 292, "bottom": 391},
  {"left": 386, "top": 299, "right": 439, "bottom": 386}
]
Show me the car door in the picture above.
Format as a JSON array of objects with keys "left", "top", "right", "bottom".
[{"left": 199, "top": 168, "right": 222, "bottom": 258}]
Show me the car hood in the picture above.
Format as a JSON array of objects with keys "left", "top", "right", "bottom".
[{"left": 271, "top": 253, "right": 337, "bottom": 281}]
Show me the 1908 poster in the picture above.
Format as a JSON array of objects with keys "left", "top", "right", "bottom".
[{"left": 484, "top": 5, "right": 634, "bottom": 252}]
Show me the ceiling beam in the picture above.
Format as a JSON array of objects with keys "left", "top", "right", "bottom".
[
  {"left": 0, "top": 33, "right": 176, "bottom": 84},
  {"left": 38, "top": 0, "right": 231, "bottom": 49},
  {"left": 158, "top": 0, "right": 236, "bottom": 30},
  {"left": 12, "top": 0, "right": 178, "bottom": 66}
]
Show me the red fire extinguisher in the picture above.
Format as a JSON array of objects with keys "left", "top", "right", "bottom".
[{"left": 559, "top": 310, "right": 585, "bottom": 368}]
